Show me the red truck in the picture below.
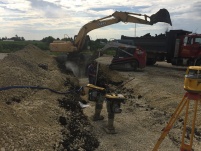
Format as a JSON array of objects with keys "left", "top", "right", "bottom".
[{"left": 121, "top": 30, "right": 201, "bottom": 66}]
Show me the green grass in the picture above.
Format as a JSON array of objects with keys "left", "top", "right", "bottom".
[
  {"left": 0, "top": 41, "right": 116, "bottom": 57},
  {"left": 0, "top": 41, "right": 49, "bottom": 53}
]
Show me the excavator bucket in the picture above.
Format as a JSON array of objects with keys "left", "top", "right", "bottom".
[{"left": 150, "top": 9, "right": 172, "bottom": 26}]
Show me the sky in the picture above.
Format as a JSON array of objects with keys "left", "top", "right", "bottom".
[{"left": 0, "top": 0, "right": 201, "bottom": 40}]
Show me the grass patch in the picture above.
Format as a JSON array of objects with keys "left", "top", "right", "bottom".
[{"left": 0, "top": 41, "right": 49, "bottom": 53}]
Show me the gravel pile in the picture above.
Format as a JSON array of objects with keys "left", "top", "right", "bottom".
[{"left": 0, "top": 45, "right": 99, "bottom": 151}]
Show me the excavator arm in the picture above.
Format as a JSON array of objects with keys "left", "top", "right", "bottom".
[
  {"left": 75, "top": 9, "right": 172, "bottom": 51},
  {"left": 50, "top": 9, "right": 171, "bottom": 52}
]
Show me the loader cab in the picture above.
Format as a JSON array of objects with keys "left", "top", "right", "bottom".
[
  {"left": 111, "top": 45, "right": 147, "bottom": 70},
  {"left": 113, "top": 39, "right": 135, "bottom": 46},
  {"left": 114, "top": 47, "right": 134, "bottom": 59},
  {"left": 111, "top": 39, "right": 136, "bottom": 59}
]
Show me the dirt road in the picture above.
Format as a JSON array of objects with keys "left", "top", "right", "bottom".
[{"left": 80, "top": 56, "right": 201, "bottom": 151}]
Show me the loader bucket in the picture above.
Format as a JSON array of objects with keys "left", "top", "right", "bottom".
[{"left": 150, "top": 9, "right": 172, "bottom": 26}]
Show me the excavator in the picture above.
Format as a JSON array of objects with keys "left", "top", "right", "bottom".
[{"left": 50, "top": 9, "right": 172, "bottom": 72}]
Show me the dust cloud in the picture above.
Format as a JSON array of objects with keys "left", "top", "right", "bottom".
[{"left": 65, "top": 61, "right": 86, "bottom": 78}]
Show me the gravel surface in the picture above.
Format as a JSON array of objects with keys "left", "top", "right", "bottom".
[
  {"left": 1, "top": 49, "right": 201, "bottom": 151},
  {"left": 81, "top": 56, "right": 201, "bottom": 151},
  {"left": 0, "top": 53, "right": 8, "bottom": 60}
]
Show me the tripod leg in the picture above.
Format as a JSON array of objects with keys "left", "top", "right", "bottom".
[
  {"left": 181, "top": 99, "right": 190, "bottom": 150},
  {"left": 152, "top": 94, "right": 188, "bottom": 151},
  {"left": 180, "top": 100, "right": 198, "bottom": 151},
  {"left": 190, "top": 100, "right": 198, "bottom": 147}
]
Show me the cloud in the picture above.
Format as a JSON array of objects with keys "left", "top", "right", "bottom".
[
  {"left": 0, "top": 0, "right": 31, "bottom": 12},
  {"left": 28, "top": 0, "right": 68, "bottom": 18},
  {"left": 0, "top": 0, "right": 201, "bottom": 40}
]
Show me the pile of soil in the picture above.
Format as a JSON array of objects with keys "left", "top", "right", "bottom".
[{"left": 0, "top": 45, "right": 99, "bottom": 150}]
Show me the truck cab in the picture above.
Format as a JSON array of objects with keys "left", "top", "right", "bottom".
[
  {"left": 167, "top": 30, "right": 201, "bottom": 66},
  {"left": 181, "top": 34, "right": 201, "bottom": 59}
]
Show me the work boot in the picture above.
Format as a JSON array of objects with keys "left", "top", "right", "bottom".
[
  {"left": 92, "top": 109, "right": 104, "bottom": 121},
  {"left": 104, "top": 118, "right": 117, "bottom": 134}
]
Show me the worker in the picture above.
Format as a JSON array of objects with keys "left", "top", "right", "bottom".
[
  {"left": 91, "top": 72, "right": 108, "bottom": 121},
  {"left": 87, "top": 60, "right": 97, "bottom": 101},
  {"left": 87, "top": 61, "right": 97, "bottom": 85},
  {"left": 87, "top": 62, "right": 106, "bottom": 121}
]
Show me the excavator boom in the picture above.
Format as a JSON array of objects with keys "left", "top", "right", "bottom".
[
  {"left": 50, "top": 8, "right": 172, "bottom": 53},
  {"left": 75, "top": 9, "right": 172, "bottom": 51}
]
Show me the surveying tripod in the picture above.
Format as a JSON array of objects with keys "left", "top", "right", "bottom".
[{"left": 153, "top": 66, "right": 201, "bottom": 151}]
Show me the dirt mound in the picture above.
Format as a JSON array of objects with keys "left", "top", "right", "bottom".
[
  {"left": 0, "top": 45, "right": 99, "bottom": 151},
  {"left": 98, "top": 64, "right": 126, "bottom": 82},
  {"left": 0, "top": 45, "right": 60, "bottom": 102}
]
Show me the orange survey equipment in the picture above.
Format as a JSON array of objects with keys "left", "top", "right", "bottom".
[
  {"left": 184, "top": 66, "right": 201, "bottom": 93},
  {"left": 153, "top": 66, "right": 201, "bottom": 151}
]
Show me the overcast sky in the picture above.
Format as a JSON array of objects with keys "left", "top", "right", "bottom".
[{"left": 1, "top": 0, "right": 201, "bottom": 40}]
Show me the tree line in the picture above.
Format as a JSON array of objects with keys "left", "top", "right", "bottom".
[
  {"left": 1, "top": 35, "right": 25, "bottom": 41},
  {"left": 0, "top": 35, "right": 108, "bottom": 53},
  {"left": 1, "top": 35, "right": 108, "bottom": 44}
]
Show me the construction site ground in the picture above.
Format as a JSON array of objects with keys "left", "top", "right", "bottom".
[{"left": 0, "top": 47, "right": 201, "bottom": 151}]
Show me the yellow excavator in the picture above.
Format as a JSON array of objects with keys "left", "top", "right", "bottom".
[
  {"left": 50, "top": 9, "right": 171, "bottom": 75},
  {"left": 50, "top": 9, "right": 171, "bottom": 53}
]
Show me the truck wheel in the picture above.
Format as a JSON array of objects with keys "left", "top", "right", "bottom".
[
  {"left": 196, "top": 60, "right": 201, "bottom": 66},
  {"left": 131, "top": 60, "right": 138, "bottom": 71},
  {"left": 146, "top": 59, "right": 156, "bottom": 65}
]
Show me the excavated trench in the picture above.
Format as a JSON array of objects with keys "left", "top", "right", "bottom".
[
  {"left": 57, "top": 97, "right": 99, "bottom": 151},
  {"left": 55, "top": 64, "right": 100, "bottom": 151}
]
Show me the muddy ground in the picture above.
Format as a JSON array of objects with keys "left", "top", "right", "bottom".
[{"left": 0, "top": 47, "right": 201, "bottom": 151}]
